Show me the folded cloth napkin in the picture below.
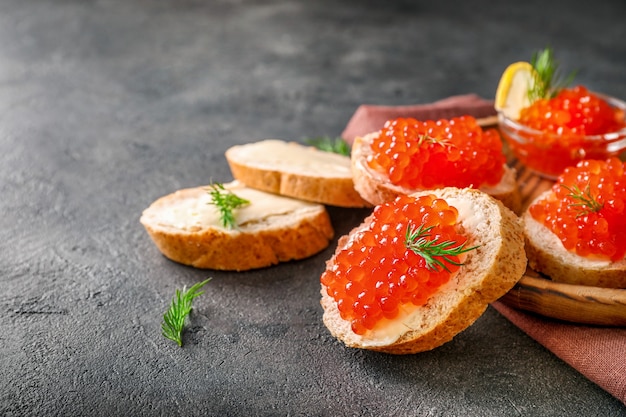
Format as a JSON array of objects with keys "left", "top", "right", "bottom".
[
  {"left": 341, "top": 94, "right": 497, "bottom": 144},
  {"left": 341, "top": 94, "right": 626, "bottom": 406},
  {"left": 491, "top": 302, "right": 626, "bottom": 405}
]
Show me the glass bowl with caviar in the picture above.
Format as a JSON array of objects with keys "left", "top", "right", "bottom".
[{"left": 495, "top": 49, "right": 626, "bottom": 179}]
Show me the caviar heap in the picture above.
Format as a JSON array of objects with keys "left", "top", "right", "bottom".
[
  {"left": 529, "top": 157, "right": 626, "bottom": 261},
  {"left": 519, "top": 86, "right": 625, "bottom": 136},
  {"left": 366, "top": 116, "right": 505, "bottom": 189},
  {"left": 320, "top": 194, "right": 475, "bottom": 335}
]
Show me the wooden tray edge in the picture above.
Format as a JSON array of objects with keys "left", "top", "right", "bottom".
[{"left": 499, "top": 274, "right": 626, "bottom": 326}]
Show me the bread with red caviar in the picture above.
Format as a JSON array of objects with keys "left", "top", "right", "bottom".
[
  {"left": 523, "top": 158, "right": 626, "bottom": 288},
  {"left": 524, "top": 198, "right": 626, "bottom": 288},
  {"left": 320, "top": 187, "right": 526, "bottom": 354},
  {"left": 225, "top": 139, "right": 371, "bottom": 208},
  {"left": 351, "top": 117, "right": 520, "bottom": 214},
  {"left": 140, "top": 180, "right": 334, "bottom": 271}
]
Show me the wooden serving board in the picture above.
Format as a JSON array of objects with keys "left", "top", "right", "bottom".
[{"left": 498, "top": 152, "right": 626, "bottom": 327}]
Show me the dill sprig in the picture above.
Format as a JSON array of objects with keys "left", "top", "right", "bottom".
[
  {"left": 561, "top": 183, "right": 603, "bottom": 217},
  {"left": 207, "top": 183, "right": 250, "bottom": 229},
  {"left": 161, "top": 278, "right": 212, "bottom": 347},
  {"left": 405, "top": 224, "right": 479, "bottom": 272},
  {"left": 304, "top": 136, "right": 351, "bottom": 156},
  {"left": 416, "top": 133, "right": 453, "bottom": 148},
  {"left": 528, "top": 47, "right": 577, "bottom": 102}
]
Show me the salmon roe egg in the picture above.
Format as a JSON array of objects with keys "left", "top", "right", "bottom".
[
  {"left": 366, "top": 116, "right": 506, "bottom": 190},
  {"left": 320, "top": 194, "right": 473, "bottom": 335},
  {"left": 529, "top": 157, "right": 626, "bottom": 261},
  {"left": 519, "top": 86, "right": 625, "bottom": 136}
]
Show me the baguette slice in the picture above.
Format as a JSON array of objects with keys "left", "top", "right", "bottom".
[
  {"left": 320, "top": 187, "right": 526, "bottom": 354},
  {"left": 225, "top": 139, "right": 372, "bottom": 208},
  {"left": 351, "top": 132, "right": 521, "bottom": 214},
  {"left": 523, "top": 190, "right": 626, "bottom": 288},
  {"left": 140, "top": 181, "right": 334, "bottom": 271}
]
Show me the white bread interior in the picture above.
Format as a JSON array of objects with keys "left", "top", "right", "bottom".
[
  {"left": 140, "top": 181, "right": 334, "bottom": 271},
  {"left": 320, "top": 187, "right": 526, "bottom": 354},
  {"left": 351, "top": 132, "right": 521, "bottom": 214},
  {"left": 523, "top": 190, "right": 626, "bottom": 288},
  {"left": 225, "top": 139, "right": 372, "bottom": 208}
]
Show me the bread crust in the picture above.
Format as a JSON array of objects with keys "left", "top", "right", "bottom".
[
  {"left": 320, "top": 187, "right": 526, "bottom": 354},
  {"left": 140, "top": 183, "right": 334, "bottom": 271},
  {"left": 351, "top": 132, "right": 521, "bottom": 214},
  {"left": 225, "top": 140, "right": 372, "bottom": 208},
  {"left": 523, "top": 191, "right": 626, "bottom": 288}
]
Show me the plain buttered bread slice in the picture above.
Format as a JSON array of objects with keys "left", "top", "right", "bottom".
[
  {"left": 140, "top": 181, "right": 334, "bottom": 271},
  {"left": 225, "top": 139, "right": 372, "bottom": 208},
  {"left": 351, "top": 132, "right": 521, "bottom": 214},
  {"left": 320, "top": 187, "right": 526, "bottom": 354}
]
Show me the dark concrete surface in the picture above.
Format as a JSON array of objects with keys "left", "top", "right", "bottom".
[{"left": 1, "top": 0, "right": 625, "bottom": 415}]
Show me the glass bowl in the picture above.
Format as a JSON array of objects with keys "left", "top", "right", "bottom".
[{"left": 497, "top": 94, "right": 626, "bottom": 179}]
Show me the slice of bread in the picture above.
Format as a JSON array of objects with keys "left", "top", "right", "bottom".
[
  {"left": 320, "top": 187, "right": 526, "bottom": 354},
  {"left": 225, "top": 139, "right": 372, "bottom": 208},
  {"left": 140, "top": 181, "right": 334, "bottom": 271},
  {"left": 351, "top": 132, "right": 521, "bottom": 214},
  {"left": 523, "top": 190, "right": 626, "bottom": 288}
]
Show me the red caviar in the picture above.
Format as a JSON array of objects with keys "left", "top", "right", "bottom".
[
  {"left": 366, "top": 116, "right": 505, "bottom": 189},
  {"left": 520, "top": 86, "right": 625, "bottom": 136},
  {"left": 502, "top": 86, "right": 626, "bottom": 178},
  {"left": 529, "top": 157, "right": 626, "bottom": 261},
  {"left": 320, "top": 194, "right": 471, "bottom": 335}
]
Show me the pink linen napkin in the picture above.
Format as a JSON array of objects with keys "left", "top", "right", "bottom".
[
  {"left": 341, "top": 94, "right": 626, "bottom": 405},
  {"left": 341, "top": 94, "right": 497, "bottom": 144},
  {"left": 491, "top": 302, "right": 626, "bottom": 404}
]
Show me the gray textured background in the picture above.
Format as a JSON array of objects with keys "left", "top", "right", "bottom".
[{"left": 1, "top": 0, "right": 625, "bottom": 416}]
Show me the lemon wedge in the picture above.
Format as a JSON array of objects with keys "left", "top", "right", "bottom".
[{"left": 495, "top": 61, "right": 536, "bottom": 120}]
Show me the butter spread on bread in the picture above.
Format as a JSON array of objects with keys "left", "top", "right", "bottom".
[
  {"left": 225, "top": 139, "right": 372, "bottom": 208},
  {"left": 141, "top": 181, "right": 334, "bottom": 271}
]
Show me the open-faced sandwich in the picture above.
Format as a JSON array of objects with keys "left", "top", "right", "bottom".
[
  {"left": 140, "top": 180, "right": 334, "bottom": 271},
  {"left": 320, "top": 187, "right": 526, "bottom": 354},
  {"left": 523, "top": 157, "right": 626, "bottom": 288},
  {"left": 351, "top": 116, "right": 520, "bottom": 213},
  {"left": 226, "top": 139, "right": 371, "bottom": 208}
]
